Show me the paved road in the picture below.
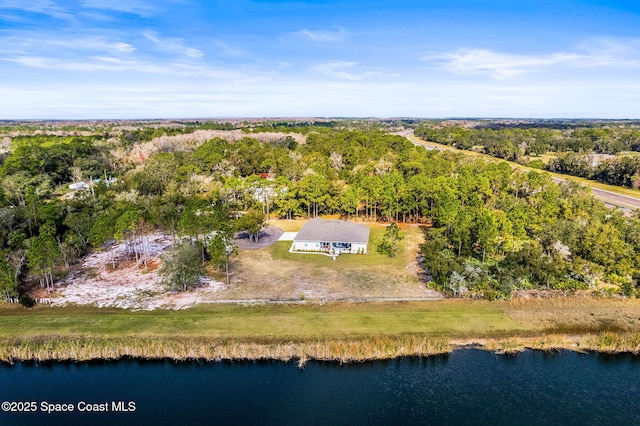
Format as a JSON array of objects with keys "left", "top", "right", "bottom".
[
  {"left": 550, "top": 177, "right": 640, "bottom": 211},
  {"left": 401, "top": 130, "right": 640, "bottom": 212},
  {"left": 590, "top": 188, "right": 640, "bottom": 210}
]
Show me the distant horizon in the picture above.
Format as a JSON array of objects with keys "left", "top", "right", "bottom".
[
  {"left": 2, "top": 1, "right": 639, "bottom": 119},
  {"left": 2, "top": 116, "right": 640, "bottom": 123}
]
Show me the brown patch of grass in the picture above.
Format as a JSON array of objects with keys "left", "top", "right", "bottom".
[{"left": 501, "top": 298, "right": 640, "bottom": 334}]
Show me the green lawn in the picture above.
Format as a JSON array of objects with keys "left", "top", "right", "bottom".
[{"left": 0, "top": 301, "right": 528, "bottom": 340}]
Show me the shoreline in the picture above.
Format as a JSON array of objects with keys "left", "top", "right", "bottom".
[
  {"left": 1, "top": 333, "right": 639, "bottom": 366},
  {"left": 2, "top": 299, "right": 640, "bottom": 365}
]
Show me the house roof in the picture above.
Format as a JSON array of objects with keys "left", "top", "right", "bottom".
[{"left": 294, "top": 218, "right": 370, "bottom": 244}]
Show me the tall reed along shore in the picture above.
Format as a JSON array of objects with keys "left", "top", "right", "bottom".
[
  {"left": 1, "top": 334, "right": 640, "bottom": 366},
  {"left": 1, "top": 299, "right": 639, "bottom": 364}
]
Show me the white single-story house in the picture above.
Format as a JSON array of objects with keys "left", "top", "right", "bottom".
[{"left": 291, "top": 218, "right": 370, "bottom": 254}]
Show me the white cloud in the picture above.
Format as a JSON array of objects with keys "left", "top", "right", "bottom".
[
  {"left": 5, "top": 56, "right": 165, "bottom": 73},
  {"left": 0, "top": 34, "right": 137, "bottom": 62},
  {"left": 313, "top": 60, "right": 380, "bottom": 81},
  {"left": 578, "top": 37, "right": 640, "bottom": 65},
  {"left": 2, "top": 54, "right": 256, "bottom": 80},
  {"left": 0, "top": 0, "right": 75, "bottom": 21},
  {"left": 79, "top": 0, "right": 157, "bottom": 16},
  {"left": 211, "top": 40, "right": 244, "bottom": 57},
  {"left": 292, "top": 28, "right": 347, "bottom": 43},
  {"left": 425, "top": 41, "right": 640, "bottom": 79},
  {"left": 52, "top": 37, "right": 136, "bottom": 53},
  {"left": 3, "top": 74, "right": 640, "bottom": 119},
  {"left": 143, "top": 31, "right": 204, "bottom": 58}
]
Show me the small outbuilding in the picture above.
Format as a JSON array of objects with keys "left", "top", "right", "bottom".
[
  {"left": 291, "top": 218, "right": 370, "bottom": 254},
  {"left": 68, "top": 182, "right": 89, "bottom": 191}
]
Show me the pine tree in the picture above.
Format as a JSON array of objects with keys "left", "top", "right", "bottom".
[{"left": 377, "top": 222, "right": 403, "bottom": 258}]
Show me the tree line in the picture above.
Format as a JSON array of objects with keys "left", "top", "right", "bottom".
[
  {"left": 415, "top": 124, "right": 640, "bottom": 189},
  {"left": 1, "top": 122, "right": 639, "bottom": 301}
]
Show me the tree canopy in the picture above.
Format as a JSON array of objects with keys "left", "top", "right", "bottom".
[{"left": 1, "top": 119, "right": 639, "bottom": 301}]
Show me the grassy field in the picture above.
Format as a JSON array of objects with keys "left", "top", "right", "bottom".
[
  {"left": 0, "top": 301, "right": 525, "bottom": 340},
  {"left": 3, "top": 298, "right": 639, "bottom": 340},
  {"left": 1, "top": 298, "right": 640, "bottom": 363}
]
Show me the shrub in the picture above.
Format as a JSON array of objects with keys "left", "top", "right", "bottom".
[
  {"left": 527, "top": 159, "right": 546, "bottom": 170},
  {"left": 551, "top": 279, "right": 588, "bottom": 291},
  {"left": 18, "top": 293, "right": 36, "bottom": 308}
]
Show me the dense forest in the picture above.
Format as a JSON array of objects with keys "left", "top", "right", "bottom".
[
  {"left": 1, "top": 120, "right": 639, "bottom": 302},
  {"left": 415, "top": 122, "right": 640, "bottom": 188}
]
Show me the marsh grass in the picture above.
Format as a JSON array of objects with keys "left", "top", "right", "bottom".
[
  {"left": 0, "top": 336, "right": 451, "bottom": 366},
  {"left": 465, "top": 332, "right": 640, "bottom": 355},
  {"left": 2, "top": 333, "right": 639, "bottom": 365}
]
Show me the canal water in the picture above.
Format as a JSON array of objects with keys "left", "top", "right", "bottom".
[{"left": 1, "top": 349, "right": 639, "bottom": 425}]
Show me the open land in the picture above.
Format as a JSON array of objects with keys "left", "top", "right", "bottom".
[
  {"left": 1, "top": 298, "right": 639, "bottom": 364},
  {"left": 40, "top": 219, "right": 436, "bottom": 310},
  {"left": 11, "top": 216, "right": 640, "bottom": 363},
  {"left": 227, "top": 220, "right": 436, "bottom": 301}
]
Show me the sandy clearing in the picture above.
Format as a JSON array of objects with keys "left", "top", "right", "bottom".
[{"left": 52, "top": 233, "right": 227, "bottom": 310}]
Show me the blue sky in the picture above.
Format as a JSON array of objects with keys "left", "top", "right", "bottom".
[{"left": 1, "top": 0, "right": 639, "bottom": 119}]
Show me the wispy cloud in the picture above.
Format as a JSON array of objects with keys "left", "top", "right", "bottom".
[
  {"left": 211, "top": 40, "right": 244, "bottom": 57},
  {"left": 143, "top": 31, "right": 204, "bottom": 58},
  {"left": 80, "top": 0, "right": 157, "bottom": 16},
  {"left": 2, "top": 54, "right": 254, "bottom": 80},
  {"left": 0, "top": 32, "right": 251, "bottom": 79},
  {"left": 1, "top": 34, "right": 136, "bottom": 58},
  {"left": 313, "top": 60, "right": 380, "bottom": 80},
  {"left": 292, "top": 28, "right": 347, "bottom": 43},
  {"left": 5, "top": 56, "right": 162, "bottom": 73},
  {"left": 0, "top": 0, "right": 160, "bottom": 22},
  {"left": 425, "top": 41, "right": 640, "bottom": 79},
  {"left": 0, "top": 0, "right": 75, "bottom": 21},
  {"left": 578, "top": 37, "right": 640, "bottom": 63},
  {"left": 50, "top": 37, "right": 135, "bottom": 53}
]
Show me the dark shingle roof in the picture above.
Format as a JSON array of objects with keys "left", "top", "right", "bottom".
[{"left": 294, "top": 218, "right": 370, "bottom": 244}]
